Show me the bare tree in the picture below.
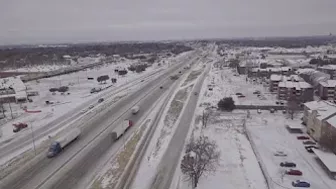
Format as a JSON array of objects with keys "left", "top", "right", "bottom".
[
  {"left": 202, "top": 109, "right": 212, "bottom": 128},
  {"left": 181, "top": 136, "right": 220, "bottom": 188},
  {"left": 287, "top": 96, "right": 299, "bottom": 120}
]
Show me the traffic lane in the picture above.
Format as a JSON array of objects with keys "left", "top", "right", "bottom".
[
  {"left": 1, "top": 63, "right": 183, "bottom": 189},
  {"left": 46, "top": 76, "right": 174, "bottom": 189},
  {"left": 150, "top": 65, "right": 209, "bottom": 189}
]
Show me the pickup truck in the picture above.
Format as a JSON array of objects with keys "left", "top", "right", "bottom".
[{"left": 47, "top": 128, "right": 81, "bottom": 158}]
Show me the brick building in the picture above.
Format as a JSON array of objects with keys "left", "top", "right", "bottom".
[
  {"left": 248, "top": 67, "right": 293, "bottom": 78},
  {"left": 277, "top": 81, "right": 313, "bottom": 102},
  {"left": 317, "top": 80, "right": 336, "bottom": 100}
]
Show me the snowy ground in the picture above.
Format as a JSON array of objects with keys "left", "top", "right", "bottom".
[
  {"left": 204, "top": 66, "right": 277, "bottom": 107},
  {"left": 246, "top": 111, "right": 336, "bottom": 189}
]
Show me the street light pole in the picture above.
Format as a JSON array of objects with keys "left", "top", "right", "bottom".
[{"left": 30, "top": 121, "right": 37, "bottom": 155}]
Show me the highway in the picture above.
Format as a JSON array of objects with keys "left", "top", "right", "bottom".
[
  {"left": 0, "top": 52, "right": 199, "bottom": 189},
  {"left": 149, "top": 63, "right": 210, "bottom": 189},
  {"left": 0, "top": 67, "right": 165, "bottom": 161}
]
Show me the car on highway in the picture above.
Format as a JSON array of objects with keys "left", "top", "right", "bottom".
[
  {"left": 286, "top": 169, "right": 303, "bottom": 176},
  {"left": 274, "top": 151, "right": 287, "bottom": 157},
  {"left": 89, "top": 105, "right": 94, "bottom": 109},
  {"left": 141, "top": 79, "right": 144, "bottom": 82},
  {"left": 98, "top": 98, "right": 104, "bottom": 103},
  {"left": 131, "top": 105, "right": 140, "bottom": 114},
  {"left": 236, "top": 92, "right": 243, "bottom": 96},
  {"left": 160, "top": 86, "right": 163, "bottom": 89},
  {"left": 303, "top": 141, "right": 316, "bottom": 145},
  {"left": 292, "top": 180, "right": 310, "bottom": 187},
  {"left": 13, "top": 123, "right": 28, "bottom": 133},
  {"left": 194, "top": 92, "right": 198, "bottom": 95},
  {"left": 280, "top": 162, "right": 296, "bottom": 167},
  {"left": 297, "top": 135, "right": 310, "bottom": 140}
]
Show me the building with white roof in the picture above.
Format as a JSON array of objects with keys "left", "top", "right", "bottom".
[
  {"left": 317, "top": 65, "right": 336, "bottom": 79},
  {"left": 0, "top": 77, "right": 27, "bottom": 103},
  {"left": 303, "top": 101, "right": 336, "bottom": 142},
  {"left": 317, "top": 80, "right": 336, "bottom": 100},
  {"left": 277, "top": 80, "right": 313, "bottom": 102}
]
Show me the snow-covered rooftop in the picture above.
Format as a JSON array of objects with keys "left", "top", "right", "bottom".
[
  {"left": 304, "top": 101, "right": 336, "bottom": 120},
  {"left": 0, "top": 77, "right": 26, "bottom": 92},
  {"left": 312, "top": 149, "right": 336, "bottom": 173},
  {"left": 278, "top": 81, "right": 312, "bottom": 89},
  {"left": 319, "top": 65, "right": 336, "bottom": 70},
  {"left": 270, "top": 74, "right": 282, "bottom": 81},
  {"left": 319, "top": 80, "right": 336, "bottom": 88}
]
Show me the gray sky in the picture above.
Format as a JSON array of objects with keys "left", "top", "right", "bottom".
[{"left": 1, "top": 0, "right": 336, "bottom": 45}]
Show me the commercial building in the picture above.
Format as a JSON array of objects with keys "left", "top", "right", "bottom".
[
  {"left": 0, "top": 77, "right": 27, "bottom": 103},
  {"left": 277, "top": 80, "right": 313, "bottom": 102},
  {"left": 317, "top": 80, "right": 336, "bottom": 100}
]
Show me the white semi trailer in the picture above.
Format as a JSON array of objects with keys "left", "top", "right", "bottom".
[
  {"left": 111, "top": 120, "right": 133, "bottom": 141},
  {"left": 47, "top": 128, "right": 81, "bottom": 158}
]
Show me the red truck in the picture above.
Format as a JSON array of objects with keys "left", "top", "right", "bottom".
[{"left": 13, "top": 123, "right": 28, "bottom": 133}]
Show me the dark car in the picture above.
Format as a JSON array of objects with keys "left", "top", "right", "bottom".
[
  {"left": 305, "top": 146, "right": 318, "bottom": 153},
  {"left": 292, "top": 180, "right": 310, "bottom": 187},
  {"left": 238, "top": 95, "right": 246, "bottom": 98},
  {"left": 280, "top": 162, "right": 296, "bottom": 167},
  {"left": 297, "top": 136, "right": 310, "bottom": 140},
  {"left": 236, "top": 92, "right": 243, "bottom": 96},
  {"left": 98, "top": 98, "right": 104, "bottom": 103},
  {"left": 303, "top": 141, "right": 316, "bottom": 145},
  {"left": 13, "top": 123, "right": 28, "bottom": 133},
  {"left": 286, "top": 169, "right": 303, "bottom": 176},
  {"left": 160, "top": 86, "right": 163, "bottom": 89}
]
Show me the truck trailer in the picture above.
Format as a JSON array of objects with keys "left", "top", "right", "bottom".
[
  {"left": 47, "top": 128, "right": 81, "bottom": 158},
  {"left": 111, "top": 120, "right": 133, "bottom": 141}
]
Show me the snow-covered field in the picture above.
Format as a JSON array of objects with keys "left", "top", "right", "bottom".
[
  {"left": 246, "top": 111, "right": 336, "bottom": 189},
  {"left": 201, "top": 65, "right": 277, "bottom": 108}
]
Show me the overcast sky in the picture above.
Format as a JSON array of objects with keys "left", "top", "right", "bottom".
[{"left": 1, "top": 0, "right": 336, "bottom": 45}]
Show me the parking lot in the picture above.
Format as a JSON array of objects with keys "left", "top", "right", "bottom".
[{"left": 246, "top": 111, "right": 336, "bottom": 189}]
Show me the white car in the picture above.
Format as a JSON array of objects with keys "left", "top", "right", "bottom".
[{"left": 274, "top": 151, "right": 287, "bottom": 157}]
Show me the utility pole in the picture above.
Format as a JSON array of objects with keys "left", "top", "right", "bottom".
[{"left": 30, "top": 121, "right": 37, "bottom": 155}]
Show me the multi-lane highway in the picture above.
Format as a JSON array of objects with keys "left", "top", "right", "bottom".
[{"left": 0, "top": 52, "right": 200, "bottom": 189}]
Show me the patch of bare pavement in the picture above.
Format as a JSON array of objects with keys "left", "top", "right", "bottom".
[{"left": 150, "top": 65, "right": 210, "bottom": 189}]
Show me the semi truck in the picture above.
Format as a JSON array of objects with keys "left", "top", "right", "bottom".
[
  {"left": 131, "top": 106, "right": 140, "bottom": 114},
  {"left": 47, "top": 128, "right": 81, "bottom": 158},
  {"left": 111, "top": 120, "right": 133, "bottom": 141}
]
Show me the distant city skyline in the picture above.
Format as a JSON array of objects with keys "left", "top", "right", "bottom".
[{"left": 1, "top": 0, "right": 336, "bottom": 45}]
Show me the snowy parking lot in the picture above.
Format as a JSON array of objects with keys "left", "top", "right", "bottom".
[
  {"left": 202, "top": 66, "right": 278, "bottom": 108},
  {"left": 246, "top": 111, "right": 336, "bottom": 189}
]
